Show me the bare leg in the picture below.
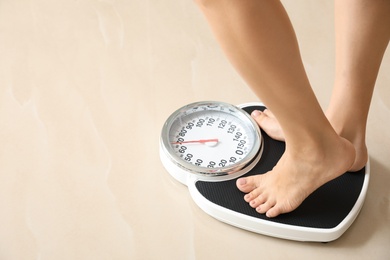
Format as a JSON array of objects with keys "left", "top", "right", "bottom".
[
  {"left": 252, "top": 0, "right": 390, "bottom": 171},
  {"left": 194, "top": 0, "right": 355, "bottom": 217},
  {"left": 327, "top": 0, "right": 390, "bottom": 171}
]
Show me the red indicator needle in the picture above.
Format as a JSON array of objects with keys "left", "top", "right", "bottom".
[{"left": 171, "top": 138, "right": 219, "bottom": 145}]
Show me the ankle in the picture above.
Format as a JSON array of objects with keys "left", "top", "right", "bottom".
[
  {"left": 287, "top": 133, "right": 355, "bottom": 166},
  {"left": 326, "top": 110, "right": 367, "bottom": 145},
  {"left": 286, "top": 121, "right": 339, "bottom": 150}
]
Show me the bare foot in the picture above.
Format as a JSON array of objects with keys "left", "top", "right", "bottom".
[
  {"left": 236, "top": 136, "right": 355, "bottom": 217},
  {"left": 251, "top": 109, "right": 368, "bottom": 171},
  {"left": 251, "top": 110, "right": 285, "bottom": 141}
]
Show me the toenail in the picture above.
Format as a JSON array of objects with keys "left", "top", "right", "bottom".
[
  {"left": 237, "top": 178, "right": 247, "bottom": 186},
  {"left": 244, "top": 194, "right": 251, "bottom": 201},
  {"left": 251, "top": 110, "right": 261, "bottom": 117}
]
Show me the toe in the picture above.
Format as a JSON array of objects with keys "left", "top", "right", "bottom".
[
  {"left": 265, "top": 204, "right": 283, "bottom": 218},
  {"left": 265, "top": 200, "right": 296, "bottom": 218},
  {"left": 251, "top": 110, "right": 267, "bottom": 126},
  {"left": 249, "top": 193, "right": 266, "bottom": 208},
  {"left": 236, "top": 176, "right": 258, "bottom": 193},
  {"left": 256, "top": 199, "right": 275, "bottom": 214}
]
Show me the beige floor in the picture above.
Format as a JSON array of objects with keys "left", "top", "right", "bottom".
[{"left": 0, "top": 1, "right": 389, "bottom": 259}]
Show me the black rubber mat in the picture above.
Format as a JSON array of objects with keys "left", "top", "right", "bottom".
[{"left": 195, "top": 105, "right": 365, "bottom": 229}]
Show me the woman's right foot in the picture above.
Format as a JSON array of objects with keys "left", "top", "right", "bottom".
[{"left": 251, "top": 109, "right": 368, "bottom": 171}]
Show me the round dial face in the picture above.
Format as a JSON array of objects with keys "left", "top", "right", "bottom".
[{"left": 161, "top": 101, "right": 261, "bottom": 176}]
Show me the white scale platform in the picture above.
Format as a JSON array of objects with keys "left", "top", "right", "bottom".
[{"left": 160, "top": 103, "right": 370, "bottom": 242}]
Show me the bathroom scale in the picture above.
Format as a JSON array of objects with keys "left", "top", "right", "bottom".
[{"left": 159, "top": 101, "right": 370, "bottom": 242}]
